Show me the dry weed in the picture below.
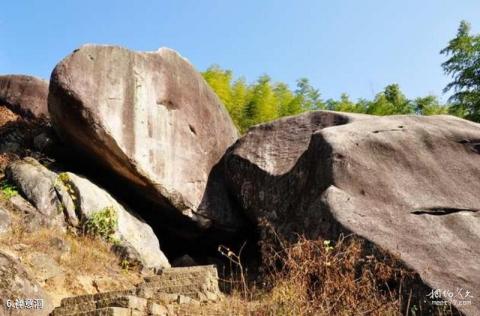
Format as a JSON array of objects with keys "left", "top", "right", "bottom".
[
  {"left": 0, "top": 215, "right": 142, "bottom": 299},
  {"left": 215, "top": 221, "right": 460, "bottom": 316}
]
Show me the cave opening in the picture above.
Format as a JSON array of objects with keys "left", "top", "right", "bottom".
[{"left": 51, "top": 143, "right": 261, "bottom": 274}]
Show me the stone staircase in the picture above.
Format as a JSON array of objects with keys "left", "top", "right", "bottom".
[{"left": 50, "top": 265, "right": 221, "bottom": 316}]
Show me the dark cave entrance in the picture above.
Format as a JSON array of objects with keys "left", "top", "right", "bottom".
[{"left": 51, "top": 142, "right": 261, "bottom": 272}]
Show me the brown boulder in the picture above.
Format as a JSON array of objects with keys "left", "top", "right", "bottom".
[
  {"left": 0, "top": 250, "right": 53, "bottom": 315},
  {"left": 0, "top": 75, "right": 49, "bottom": 120},
  {"left": 48, "top": 45, "right": 240, "bottom": 231},
  {"left": 5, "top": 157, "right": 170, "bottom": 269},
  {"left": 225, "top": 110, "right": 368, "bottom": 223},
  {"left": 225, "top": 111, "right": 480, "bottom": 315}
]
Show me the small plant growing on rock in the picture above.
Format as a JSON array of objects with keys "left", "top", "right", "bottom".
[
  {"left": 83, "top": 206, "right": 118, "bottom": 241},
  {"left": 0, "top": 179, "right": 18, "bottom": 199},
  {"left": 120, "top": 258, "right": 130, "bottom": 270},
  {"left": 55, "top": 172, "right": 77, "bottom": 201},
  {"left": 323, "top": 239, "right": 334, "bottom": 252}
]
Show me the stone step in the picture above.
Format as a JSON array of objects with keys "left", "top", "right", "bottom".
[
  {"left": 143, "top": 276, "right": 214, "bottom": 288},
  {"left": 140, "top": 265, "right": 219, "bottom": 292},
  {"left": 136, "top": 283, "right": 204, "bottom": 298},
  {"left": 51, "top": 301, "right": 96, "bottom": 315},
  {"left": 138, "top": 281, "right": 212, "bottom": 291},
  {"left": 53, "top": 296, "right": 148, "bottom": 316},
  {"left": 139, "top": 286, "right": 219, "bottom": 304},
  {"left": 145, "top": 273, "right": 208, "bottom": 284},
  {"left": 66, "top": 307, "right": 143, "bottom": 316},
  {"left": 137, "top": 285, "right": 217, "bottom": 298},
  {"left": 53, "top": 265, "right": 221, "bottom": 316},
  {"left": 60, "top": 290, "right": 136, "bottom": 307},
  {"left": 149, "top": 265, "right": 218, "bottom": 280}
]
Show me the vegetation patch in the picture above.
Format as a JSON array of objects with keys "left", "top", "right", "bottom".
[
  {"left": 83, "top": 206, "right": 118, "bottom": 242},
  {"left": 0, "top": 215, "right": 142, "bottom": 301},
  {"left": 202, "top": 21, "right": 480, "bottom": 133},
  {"left": 212, "top": 228, "right": 460, "bottom": 316},
  {"left": 55, "top": 172, "right": 77, "bottom": 201},
  {"left": 0, "top": 179, "right": 18, "bottom": 199}
]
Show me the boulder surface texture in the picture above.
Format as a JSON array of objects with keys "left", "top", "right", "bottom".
[
  {"left": 0, "top": 250, "right": 53, "bottom": 316},
  {"left": 5, "top": 157, "right": 170, "bottom": 269},
  {"left": 0, "top": 75, "right": 49, "bottom": 119},
  {"left": 225, "top": 110, "right": 480, "bottom": 315},
  {"left": 48, "top": 44, "right": 239, "bottom": 230}
]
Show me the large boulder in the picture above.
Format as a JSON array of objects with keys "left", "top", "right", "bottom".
[
  {"left": 0, "top": 75, "right": 49, "bottom": 120},
  {"left": 48, "top": 44, "right": 240, "bottom": 231},
  {"left": 225, "top": 111, "right": 480, "bottom": 315},
  {"left": 225, "top": 110, "right": 368, "bottom": 223},
  {"left": 5, "top": 158, "right": 68, "bottom": 226},
  {"left": 0, "top": 207, "right": 12, "bottom": 235},
  {"left": 0, "top": 250, "right": 54, "bottom": 315},
  {"left": 5, "top": 158, "right": 170, "bottom": 269},
  {"left": 60, "top": 171, "right": 170, "bottom": 269}
]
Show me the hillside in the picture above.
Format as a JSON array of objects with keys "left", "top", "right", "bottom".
[{"left": 0, "top": 45, "right": 478, "bottom": 316}]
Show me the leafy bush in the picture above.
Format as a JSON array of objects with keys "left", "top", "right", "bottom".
[
  {"left": 0, "top": 179, "right": 18, "bottom": 199},
  {"left": 83, "top": 206, "right": 118, "bottom": 241}
]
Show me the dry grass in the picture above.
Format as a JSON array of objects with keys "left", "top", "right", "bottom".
[
  {"left": 0, "top": 213, "right": 143, "bottom": 305},
  {"left": 258, "top": 235, "right": 409, "bottom": 315},
  {"left": 212, "top": 227, "right": 460, "bottom": 316},
  {"left": 0, "top": 153, "right": 17, "bottom": 171},
  {"left": 0, "top": 105, "right": 53, "bottom": 171},
  {"left": 0, "top": 216, "right": 139, "bottom": 277},
  {"left": 0, "top": 106, "right": 21, "bottom": 170},
  {"left": 0, "top": 105, "right": 19, "bottom": 126}
]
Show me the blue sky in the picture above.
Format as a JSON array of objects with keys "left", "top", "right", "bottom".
[{"left": 1, "top": 1, "right": 479, "bottom": 101}]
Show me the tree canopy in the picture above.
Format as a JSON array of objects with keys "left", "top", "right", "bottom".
[
  {"left": 441, "top": 20, "right": 480, "bottom": 121},
  {"left": 202, "top": 21, "right": 477, "bottom": 133},
  {"left": 203, "top": 66, "right": 450, "bottom": 133}
]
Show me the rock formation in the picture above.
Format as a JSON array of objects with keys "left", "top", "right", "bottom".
[
  {"left": 2, "top": 43, "right": 479, "bottom": 315},
  {"left": 48, "top": 45, "right": 241, "bottom": 233},
  {"left": 0, "top": 75, "right": 49, "bottom": 120},
  {"left": 0, "top": 251, "right": 54, "bottom": 315},
  {"left": 0, "top": 207, "right": 11, "bottom": 235},
  {"left": 62, "top": 172, "right": 171, "bottom": 269},
  {"left": 5, "top": 157, "right": 170, "bottom": 269},
  {"left": 225, "top": 111, "right": 480, "bottom": 315},
  {"left": 5, "top": 158, "right": 67, "bottom": 224}
]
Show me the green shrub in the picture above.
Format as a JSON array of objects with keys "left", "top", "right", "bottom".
[
  {"left": 0, "top": 180, "right": 18, "bottom": 199},
  {"left": 83, "top": 206, "right": 118, "bottom": 241}
]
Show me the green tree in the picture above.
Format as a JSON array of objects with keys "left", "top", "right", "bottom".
[
  {"left": 328, "top": 93, "right": 353, "bottom": 112},
  {"left": 229, "top": 78, "right": 250, "bottom": 130},
  {"left": 243, "top": 75, "right": 278, "bottom": 128},
  {"left": 294, "top": 78, "right": 325, "bottom": 111},
  {"left": 367, "top": 84, "right": 413, "bottom": 115},
  {"left": 441, "top": 20, "right": 480, "bottom": 121},
  {"left": 203, "top": 64, "right": 456, "bottom": 135},
  {"left": 413, "top": 95, "right": 449, "bottom": 115},
  {"left": 202, "top": 65, "right": 232, "bottom": 107},
  {"left": 274, "top": 82, "right": 300, "bottom": 116},
  {"left": 328, "top": 93, "right": 368, "bottom": 113}
]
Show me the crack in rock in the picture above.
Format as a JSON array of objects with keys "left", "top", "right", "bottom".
[
  {"left": 372, "top": 128, "right": 404, "bottom": 134},
  {"left": 411, "top": 207, "right": 479, "bottom": 216},
  {"left": 457, "top": 139, "right": 480, "bottom": 154}
]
